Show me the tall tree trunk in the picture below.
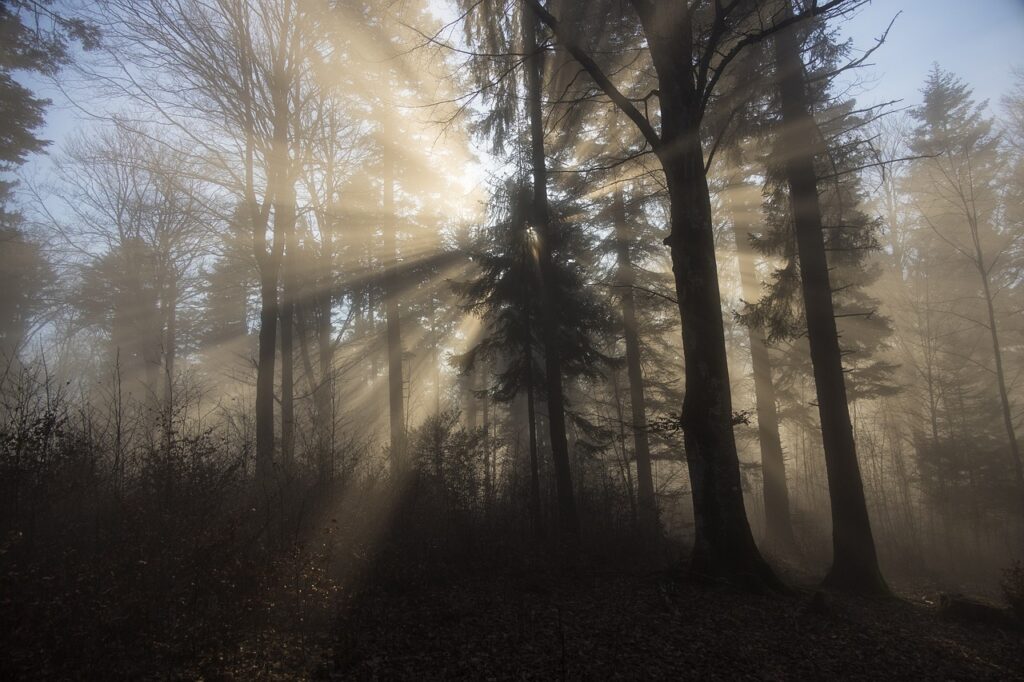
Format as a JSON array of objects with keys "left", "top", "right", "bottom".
[
  {"left": 431, "top": 293, "right": 442, "bottom": 415},
  {"left": 974, "top": 249, "right": 1024, "bottom": 514},
  {"left": 611, "top": 370, "right": 638, "bottom": 525},
  {"left": 135, "top": 249, "right": 162, "bottom": 431},
  {"left": 522, "top": 0, "right": 776, "bottom": 582},
  {"left": 162, "top": 280, "right": 178, "bottom": 451},
  {"left": 633, "top": 20, "right": 776, "bottom": 586},
  {"left": 726, "top": 179, "right": 796, "bottom": 552},
  {"left": 523, "top": 284, "right": 543, "bottom": 539},
  {"left": 313, "top": 160, "right": 339, "bottom": 483},
  {"left": 523, "top": 11, "right": 579, "bottom": 546},
  {"left": 465, "top": 368, "right": 478, "bottom": 429},
  {"left": 279, "top": 181, "right": 298, "bottom": 470},
  {"left": 314, "top": 288, "right": 335, "bottom": 482},
  {"left": 254, "top": 227, "right": 281, "bottom": 484},
  {"left": 482, "top": 360, "right": 493, "bottom": 511},
  {"left": 611, "top": 188, "right": 658, "bottom": 539},
  {"left": 253, "top": 55, "right": 291, "bottom": 485},
  {"left": 383, "top": 135, "right": 405, "bottom": 474},
  {"left": 774, "top": 11, "right": 886, "bottom": 594}
]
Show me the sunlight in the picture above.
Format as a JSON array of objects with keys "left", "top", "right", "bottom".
[{"left": 3, "top": 0, "right": 1024, "bottom": 677}]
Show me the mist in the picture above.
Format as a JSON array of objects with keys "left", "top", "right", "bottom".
[{"left": 2, "top": 0, "right": 1023, "bottom": 678}]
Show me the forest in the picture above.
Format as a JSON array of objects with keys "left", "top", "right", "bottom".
[{"left": 1, "top": 0, "right": 1023, "bottom": 678}]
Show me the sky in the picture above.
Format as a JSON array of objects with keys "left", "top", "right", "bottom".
[
  {"left": 836, "top": 0, "right": 1024, "bottom": 110},
  {"left": 16, "top": 0, "right": 1024, "bottom": 180}
]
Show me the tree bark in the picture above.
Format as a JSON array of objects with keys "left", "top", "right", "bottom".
[
  {"left": 383, "top": 133, "right": 405, "bottom": 475},
  {"left": 482, "top": 360, "right": 493, "bottom": 511},
  {"left": 523, "top": 282, "right": 543, "bottom": 540},
  {"left": 639, "top": 17, "right": 776, "bottom": 587},
  {"left": 726, "top": 179, "right": 797, "bottom": 552},
  {"left": 278, "top": 180, "right": 298, "bottom": 470},
  {"left": 522, "top": 0, "right": 776, "bottom": 584},
  {"left": 314, "top": 288, "right": 335, "bottom": 481},
  {"left": 162, "top": 279, "right": 178, "bottom": 451},
  {"left": 253, "top": 49, "right": 291, "bottom": 485},
  {"left": 974, "top": 246, "right": 1024, "bottom": 514},
  {"left": 523, "top": 11, "right": 579, "bottom": 547},
  {"left": 611, "top": 187, "right": 658, "bottom": 539},
  {"left": 255, "top": 251, "right": 280, "bottom": 483},
  {"left": 774, "top": 10, "right": 886, "bottom": 594}
]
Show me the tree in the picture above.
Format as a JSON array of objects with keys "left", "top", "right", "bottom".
[
  {"left": 521, "top": 8, "right": 580, "bottom": 546},
  {"left": 454, "top": 1, "right": 599, "bottom": 545},
  {"left": 0, "top": 219, "right": 52, "bottom": 362},
  {"left": 770, "top": 5, "right": 886, "bottom": 593},
  {"left": 908, "top": 66, "right": 1024, "bottom": 518},
  {"left": 722, "top": 174, "right": 797, "bottom": 553},
  {"left": 610, "top": 185, "right": 658, "bottom": 539},
  {"left": 52, "top": 125, "right": 211, "bottom": 441},
  {"left": 95, "top": 0, "right": 346, "bottom": 483},
  {"left": 515, "top": 0, "right": 864, "bottom": 584},
  {"left": 0, "top": 0, "right": 97, "bottom": 201},
  {"left": 456, "top": 172, "right": 617, "bottom": 539},
  {"left": 0, "top": 0, "right": 93, "bottom": 362}
]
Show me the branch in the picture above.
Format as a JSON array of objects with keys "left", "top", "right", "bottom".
[
  {"left": 701, "top": 0, "right": 866, "bottom": 110},
  {"left": 599, "top": 282, "right": 679, "bottom": 306},
  {"left": 520, "top": 0, "right": 661, "bottom": 150}
]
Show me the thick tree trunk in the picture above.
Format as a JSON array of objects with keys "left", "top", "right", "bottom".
[
  {"left": 726, "top": 180, "right": 797, "bottom": 552},
  {"left": 774, "top": 13, "right": 886, "bottom": 594},
  {"left": 523, "top": 11, "right": 579, "bottom": 546},
  {"left": 383, "top": 138, "right": 405, "bottom": 474},
  {"left": 611, "top": 188, "right": 658, "bottom": 539},
  {"left": 629, "top": 18, "right": 777, "bottom": 586},
  {"left": 660, "top": 153, "right": 774, "bottom": 584}
]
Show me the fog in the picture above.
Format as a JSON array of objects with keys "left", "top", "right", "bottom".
[{"left": 2, "top": 0, "right": 1023, "bottom": 677}]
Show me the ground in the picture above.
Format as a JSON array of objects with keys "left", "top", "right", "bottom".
[{"left": 224, "top": 568, "right": 1024, "bottom": 680}]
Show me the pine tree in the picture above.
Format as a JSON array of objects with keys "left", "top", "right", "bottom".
[{"left": 908, "top": 66, "right": 1024, "bottom": 519}]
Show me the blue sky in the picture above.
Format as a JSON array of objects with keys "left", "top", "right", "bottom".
[
  {"left": 837, "top": 0, "right": 1024, "bottom": 110},
  {"left": 19, "top": 0, "right": 1024, "bottom": 172}
]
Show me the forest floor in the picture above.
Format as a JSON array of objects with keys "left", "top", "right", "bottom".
[{"left": 224, "top": 564, "right": 1024, "bottom": 680}]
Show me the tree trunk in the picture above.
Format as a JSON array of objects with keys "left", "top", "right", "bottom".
[
  {"left": 465, "top": 369, "right": 478, "bottom": 429},
  {"left": 523, "top": 11, "right": 579, "bottom": 547},
  {"left": 726, "top": 179, "right": 797, "bottom": 552},
  {"left": 975, "top": 251, "right": 1024, "bottom": 515},
  {"left": 314, "top": 287, "right": 335, "bottom": 482},
  {"left": 523, "top": 284, "right": 543, "bottom": 540},
  {"left": 255, "top": 255, "right": 280, "bottom": 483},
  {"left": 432, "top": 293, "right": 442, "bottom": 415},
  {"left": 253, "top": 55, "right": 291, "bottom": 485},
  {"left": 774, "top": 11, "right": 886, "bottom": 594},
  {"left": 482, "top": 360, "right": 493, "bottom": 511},
  {"left": 162, "top": 279, "right": 178, "bottom": 452},
  {"left": 611, "top": 187, "right": 658, "bottom": 539},
  {"left": 278, "top": 181, "right": 298, "bottom": 470},
  {"left": 383, "top": 135, "right": 405, "bottom": 475},
  {"left": 629, "top": 16, "right": 777, "bottom": 586}
]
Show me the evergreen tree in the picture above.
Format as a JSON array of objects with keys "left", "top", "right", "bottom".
[{"left": 908, "top": 66, "right": 1024, "bottom": 519}]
